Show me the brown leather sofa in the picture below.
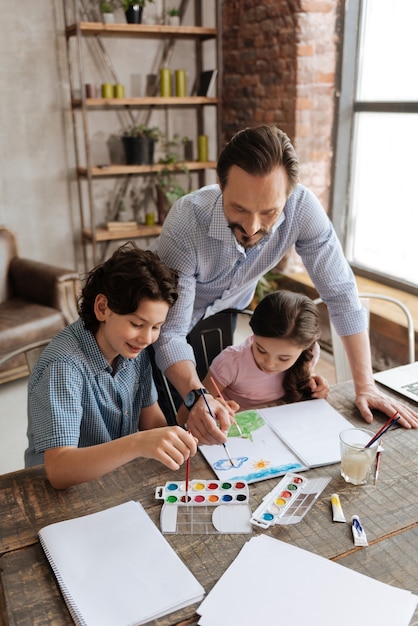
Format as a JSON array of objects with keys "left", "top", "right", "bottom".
[{"left": 0, "top": 226, "right": 80, "bottom": 384}]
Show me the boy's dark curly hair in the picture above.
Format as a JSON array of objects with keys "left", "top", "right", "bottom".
[
  {"left": 78, "top": 242, "right": 178, "bottom": 333},
  {"left": 249, "top": 290, "right": 320, "bottom": 402}
]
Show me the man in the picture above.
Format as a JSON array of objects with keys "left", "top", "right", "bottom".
[{"left": 150, "top": 125, "right": 418, "bottom": 444}]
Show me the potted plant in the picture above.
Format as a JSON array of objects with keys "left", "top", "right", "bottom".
[
  {"left": 167, "top": 7, "right": 180, "bottom": 26},
  {"left": 122, "top": 124, "right": 160, "bottom": 165},
  {"left": 156, "top": 133, "right": 191, "bottom": 223},
  {"left": 120, "top": 0, "right": 153, "bottom": 24},
  {"left": 100, "top": 1, "right": 116, "bottom": 22}
]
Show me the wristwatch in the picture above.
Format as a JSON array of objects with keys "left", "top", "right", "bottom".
[{"left": 184, "top": 388, "right": 208, "bottom": 411}]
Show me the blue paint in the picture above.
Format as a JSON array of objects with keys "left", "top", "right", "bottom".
[{"left": 221, "top": 463, "right": 305, "bottom": 484}]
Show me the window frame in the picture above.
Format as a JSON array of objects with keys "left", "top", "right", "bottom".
[{"left": 331, "top": 0, "right": 418, "bottom": 296}]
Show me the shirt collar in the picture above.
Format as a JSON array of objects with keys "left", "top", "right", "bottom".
[{"left": 72, "top": 318, "right": 129, "bottom": 375}]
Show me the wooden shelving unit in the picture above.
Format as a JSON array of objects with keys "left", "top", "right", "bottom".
[
  {"left": 65, "top": 22, "right": 217, "bottom": 39},
  {"left": 77, "top": 161, "right": 216, "bottom": 177},
  {"left": 63, "top": 1, "right": 221, "bottom": 270}
]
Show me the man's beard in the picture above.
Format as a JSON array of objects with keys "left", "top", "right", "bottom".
[{"left": 228, "top": 223, "right": 269, "bottom": 249}]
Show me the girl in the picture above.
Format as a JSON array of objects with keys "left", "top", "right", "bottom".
[{"left": 204, "top": 290, "right": 329, "bottom": 411}]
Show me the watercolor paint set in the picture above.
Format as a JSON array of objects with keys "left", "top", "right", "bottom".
[
  {"left": 155, "top": 479, "right": 252, "bottom": 534},
  {"left": 251, "top": 473, "right": 331, "bottom": 529}
]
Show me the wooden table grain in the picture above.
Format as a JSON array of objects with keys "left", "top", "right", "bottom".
[{"left": 1, "top": 381, "right": 417, "bottom": 626}]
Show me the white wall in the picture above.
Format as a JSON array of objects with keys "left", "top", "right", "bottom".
[{"left": 0, "top": 1, "right": 78, "bottom": 269}]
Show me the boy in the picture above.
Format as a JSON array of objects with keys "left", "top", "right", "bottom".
[{"left": 25, "top": 242, "right": 197, "bottom": 489}]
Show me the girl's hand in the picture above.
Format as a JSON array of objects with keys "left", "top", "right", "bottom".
[{"left": 309, "top": 374, "right": 330, "bottom": 399}]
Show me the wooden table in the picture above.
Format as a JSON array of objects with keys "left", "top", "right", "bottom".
[{"left": 1, "top": 381, "right": 417, "bottom": 625}]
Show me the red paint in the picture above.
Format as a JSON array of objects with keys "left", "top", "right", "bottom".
[
  {"left": 281, "top": 491, "right": 292, "bottom": 499},
  {"left": 208, "top": 482, "right": 218, "bottom": 490}
]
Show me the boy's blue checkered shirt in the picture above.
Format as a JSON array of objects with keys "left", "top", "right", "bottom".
[{"left": 25, "top": 318, "right": 157, "bottom": 467}]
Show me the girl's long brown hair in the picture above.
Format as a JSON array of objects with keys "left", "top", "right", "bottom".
[{"left": 249, "top": 290, "right": 320, "bottom": 402}]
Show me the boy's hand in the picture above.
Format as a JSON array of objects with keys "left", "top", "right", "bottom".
[{"left": 138, "top": 426, "right": 198, "bottom": 470}]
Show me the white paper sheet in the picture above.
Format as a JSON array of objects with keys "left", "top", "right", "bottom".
[
  {"left": 39, "top": 500, "right": 204, "bottom": 626},
  {"left": 197, "top": 535, "right": 418, "bottom": 626}
]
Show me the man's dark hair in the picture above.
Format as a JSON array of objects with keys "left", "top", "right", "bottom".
[
  {"left": 79, "top": 242, "right": 178, "bottom": 333},
  {"left": 217, "top": 125, "right": 299, "bottom": 195}
]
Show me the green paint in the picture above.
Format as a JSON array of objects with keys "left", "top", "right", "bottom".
[{"left": 228, "top": 410, "right": 265, "bottom": 442}]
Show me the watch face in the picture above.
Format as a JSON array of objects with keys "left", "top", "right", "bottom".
[
  {"left": 184, "top": 388, "right": 207, "bottom": 409},
  {"left": 185, "top": 390, "right": 197, "bottom": 408}
]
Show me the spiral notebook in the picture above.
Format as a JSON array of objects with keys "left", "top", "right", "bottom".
[{"left": 38, "top": 500, "right": 204, "bottom": 626}]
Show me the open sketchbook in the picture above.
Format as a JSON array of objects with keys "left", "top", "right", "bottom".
[
  {"left": 197, "top": 535, "right": 418, "bottom": 626},
  {"left": 199, "top": 399, "right": 352, "bottom": 483},
  {"left": 38, "top": 501, "right": 204, "bottom": 626}
]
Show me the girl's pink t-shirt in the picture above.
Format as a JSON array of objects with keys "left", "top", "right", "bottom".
[{"left": 209, "top": 336, "right": 320, "bottom": 411}]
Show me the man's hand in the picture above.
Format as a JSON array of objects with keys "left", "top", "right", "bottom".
[
  {"left": 185, "top": 394, "right": 232, "bottom": 445},
  {"left": 355, "top": 383, "right": 418, "bottom": 429}
]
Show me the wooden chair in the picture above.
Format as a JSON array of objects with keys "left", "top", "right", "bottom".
[
  {"left": 0, "top": 338, "right": 52, "bottom": 375},
  {"left": 152, "top": 309, "right": 253, "bottom": 425}
]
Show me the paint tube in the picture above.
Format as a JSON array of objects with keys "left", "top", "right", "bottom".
[
  {"left": 331, "top": 493, "right": 346, "bottom": 522},
  {"left": 352, "top": 515, "right": 368, "bottom": 547}
]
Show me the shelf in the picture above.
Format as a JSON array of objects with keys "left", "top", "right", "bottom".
[
  {"left": 78, "top": 161, "right": 217, "bottom": 177},
  {"left": 66, "top": 22, "right": 217, "bottom": 40},
  {"left": 82, "top": 224, "right": 162, "bottom": 242},
  {"left": 64, "top": 1, "right": 220, "bottom": 269},
  {"left": 72, "top": 96, "right": 218, "bottom": 108}
]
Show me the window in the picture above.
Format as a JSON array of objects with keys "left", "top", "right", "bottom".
[{"left": 332, "top": 0, "right": 418, "bottom": 294}]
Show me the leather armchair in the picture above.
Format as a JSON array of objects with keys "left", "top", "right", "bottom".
[{"left": 0, "top": 226, "right": 80, "bottom": 384}]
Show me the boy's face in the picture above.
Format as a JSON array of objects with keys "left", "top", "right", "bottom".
[
  {"left": 94, "top": 295, "right": 169, "bottom": 366},
  {"left": 250, "top": 335, "right": 304, "bottom": 375}
]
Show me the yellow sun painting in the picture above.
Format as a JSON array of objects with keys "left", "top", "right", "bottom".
[{"left": 252, "top": 458, "right": 271, "bottom": 470}]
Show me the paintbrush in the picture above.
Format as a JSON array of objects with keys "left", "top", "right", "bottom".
[
  {"left": 200, "top": 389, "right": 235, "bottom": 466},
  {"left": 374, "top": 448, "right": 382, "bottom": 487},
  {"left": 185, "top": 429, "right": 191, "bottom": 503},
  {"left": 365, "top": 411, "right": 401, "bottom": 448},
  {"left": 210, "top": 375, "right": 245, "bottom": 438}
]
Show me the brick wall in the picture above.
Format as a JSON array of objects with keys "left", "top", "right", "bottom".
[{"left": 221, "top": 0, "right": 343, "bottom": 214}]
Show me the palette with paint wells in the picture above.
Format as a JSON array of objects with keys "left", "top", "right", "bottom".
[
  {"left": 155, "top": 480, "right": 252, "bottom": 534},
  {"left": 250, "top": 473, "right": 331, "bottom": 529}
]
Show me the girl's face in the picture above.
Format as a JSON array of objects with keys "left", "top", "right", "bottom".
[
  {"left": 94, "top": 295, "right": 169, "bottom": 367},
  {"left": 251, "top": 335, "right": 305, "bottom": 374}
]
